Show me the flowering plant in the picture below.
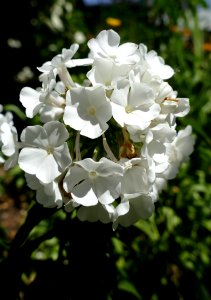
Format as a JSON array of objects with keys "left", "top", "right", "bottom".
[{"left": 0, "top": 29, "right": 194, "bottom": 229}]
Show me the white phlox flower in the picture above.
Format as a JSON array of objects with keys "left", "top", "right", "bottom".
[
  {"left": 88, "top": 29, "right": 139, "bottom": 65},
  {"left": 87, "top": 58, "right": 131, "bottom": 89},
  {"left": 1, "top": 29, "right": 194, "bottom": 228},
  {"left": 138, "top": 44, "right": 175, "bottom": 80},
  {"left": 20, "top": 72, "right": 66, "bottom": 121},
  {"left": 39, "top": 81, "right": 66, "bottom": 122},
  {"left": 19, "top": 87, "right": 42, "bottom": 119},
  {"left": 110, "top": 79, "right": 160, "bottom": 130},
  {"left": 141, "top": 123, "right": 177, "bottom": 176},
  {"left": 25, "top": 173, "right": 64, "bottom": 208},
  {"left": 120, "top": 157, "right": 155, "bottom": 197},
  {"left": 1, "top": 123, "right": 19, "bottom": 170},
  {"left": 63, "top": 157, "right": 123, "bottom": 207},
  {"left": 18, "top": 121, "right": 72, "bottom": 184},
  {"left": 63, "top": 86, "right": 112, "bottom": 139},
  {"left": 38, "top": 44, "right": 92, "bottom": 88},
  {"left": 164, "top": 125, "right": 195, "bottom": 179},
  {"left": 114, "top": 194, "right": 155, "bottom": 228},
  {"left": 0, "top": 109, "right": 19, "bottom": 169}
]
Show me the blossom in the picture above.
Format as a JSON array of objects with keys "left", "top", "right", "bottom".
[
  {"left": 38, "top": 44, "right": 92, "bottom": 75},
  {"left": 164, "top": 125, "right": 195, "bottom": 179},
  {"left": 19, "top": 87, "right": 42, "bottom": 118},
  {"left": 87, "top": 58, "right": 130, "bottom": 89},
  {"left": 1, "top": 29, "right": 194, "bottom": 228},
  {"left": 1, "top": 123, "right": 19, "bottom": 170},
  {"left": 18, "top": 121, "right": 72, "bottom": 184},
  {"left": 114, "top": 194, "right": 155, "bottom": 228},
  {"left": 120, "top": 157, "right": 155, "bottom": 196},
  {"left": 63, "top": 86, "right": 112, "bottom": 139},
  {"left": 110, "top": 79, "right": 160, "bottom": 130},
  {"left": 63, "top": 157, "right": 123, "bottom": 206},
  {"left": 25, "top": 173, "right": 72, "bottom": 209},
  {"left": 141, "top": 123, "right": 176, "bottom": 175},
  {"left": 138, "top": 44, "right": 174, "bottom": 80},
  {"left": 88, "top": 29, "right": 139, "bottom": 64},
  {"left": 0, "top": 108, "right": 19, "bottom": 169}
]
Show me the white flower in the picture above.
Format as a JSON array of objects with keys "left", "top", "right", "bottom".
[
  {"left": 141, "top": 123, "right": 177, "bottom": 175},
  {"left": 38, "top": 44, "right": 92, "bottom": 74},
  {"left": 115, "top": 194, "right": 155, "bottom": 228},
  {"left": 18, "top": 121, "right": 72, "bottom": 184},
  {"left": 38, "top": 44, "right": 93, "bottom": 89},
  {"left": 87, "top": 58, "right": 130, "bottom": 89},
  {"left": 63, "top": 86, "right": 112, "bottom": 139},
  {"left": 164, "top": 125, "right": 195, "bottom": 179},
  {"left": 138, "top": 44, "right": 174, "bottom": 80},
  {"left": 20, "top": 73, "right": 66, "bottom": 122},
  {"left": 1, "top": 123, "right": 19, "bottom": 170},
  {"left": 1, "top": 29, "right": 194, "bottom": 228},
  {"left": 0, "top": 105, "right": 14, "bottom": 126},
  {"left": 88, "top": 29, "right": 139, "bottom": 64},
  {"left": 160, "top": 97, "right": 190, "bottom": 118},
  {"left": 0, "top": 109, "right": 19, "bottom": 169},
  {"left": 63, "top": 157, "right": 123, "bottom": 206},
  {"left": 120, "top": 157, "right": 155, "bottom": 196},
  {"left": 39, "top": 81, "right": 66, "bottom": 122},
  {"left": 19, "top": 87, "right": 42, "bottom": 118},
  {"left": 25, "top": 173, "right": 64, "bottom": 208},
  {"left": 110, "top": 80, "right": 160, "bottom": 130}
]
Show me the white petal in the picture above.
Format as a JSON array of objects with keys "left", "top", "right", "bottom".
[
  {"left": 97, "top": 157, "right": 123, "bottom": 176},
  {"left": 63, "top": 105, "right": 85, "bottom": 131},
  {"left": 80, "top": 120, "right": 108, "bottom": 139},
  {"left": 111, "top": 102, "right": 127, "bottom": 127},
  {"left": 118, "top": 43, "right": 138, "bottom": 57},
  {"left": 53, "top": 143, "right": 72, "bottom": 171},
  {"left": 64, "top": 165, "right": 88, "bottom": 192},
  {"left": 72, "top": 179, "right": 98, "bottom": 206},
  {"left": 77, "top": 203, "right": 111, "bottom": 223},
  {"left": 36, "top": 154, "right": 61, "bottom": 183},
  {"left": 19, "top": 148, "right": 60, "bottom": 183},
  {"left": 19, "top": 87, "right": 42, "bottom": 118},
  {"left": 20, "top": 125, "right": 48, "bottom": 148},
  {"left": 19, "top": 148, "right": 47, "bottom": 175},
  {"left": 43, "top": 121, "right": 69, "bottom": 147},
  {"left": 75, "top": 158, "right": 100, "bottom": 172},
  {"left": 118, "top": 195, "right": 155, "bottom": 227}
]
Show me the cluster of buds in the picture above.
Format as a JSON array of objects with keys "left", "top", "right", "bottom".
[{"left": 0, "top": 30, "right": 194, "bottom": 229}]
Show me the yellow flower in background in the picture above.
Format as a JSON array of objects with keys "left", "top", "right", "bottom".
[
  {"left": 203, "top": 42, "right": 211, "bottom": 52},
  {"left": 106, "top": 17, "right": 122, "bottom": 27}
]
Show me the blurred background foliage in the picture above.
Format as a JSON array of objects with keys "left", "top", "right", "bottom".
[{"left": 1, "top": 0, "right": 211, "bottom": 299}]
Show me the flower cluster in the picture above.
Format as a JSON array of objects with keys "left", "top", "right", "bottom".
[{"left": 0, "top": 30, "right": 194, "bottom": 229}]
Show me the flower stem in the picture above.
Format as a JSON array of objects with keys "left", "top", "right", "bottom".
[{"left": 75, "top": 131, "right": 81, "bottom": 161}]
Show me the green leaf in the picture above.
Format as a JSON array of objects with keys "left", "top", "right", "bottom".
[{"left": 118, "top": 280, "right": 142, "bottom": 300}]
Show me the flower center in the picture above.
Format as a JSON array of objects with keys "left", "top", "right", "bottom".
[
  {"left": 89, "top": 171, "right": 97, "bottom": 178},
  {"left": 125, "top": 105, "right": 133, "bottom": 113},
  {"left": 47, "top": 146, "right": 54, "bottom": 155},
  {"left": 87, "top": 106, "right": 96, "bottom": 116}
]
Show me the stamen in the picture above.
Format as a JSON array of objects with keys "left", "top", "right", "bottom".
[{"left": 162, "top": 97, "right": 179, "bottom": 103}]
